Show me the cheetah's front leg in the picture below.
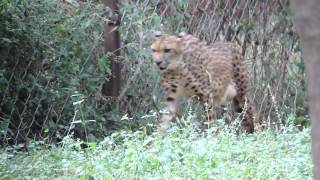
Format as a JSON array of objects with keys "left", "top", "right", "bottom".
[{"left": 155, "top": 97, "right": 178, "bottom": 134}]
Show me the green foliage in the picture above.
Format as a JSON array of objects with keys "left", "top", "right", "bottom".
[
  {"left": 116, "top": 1, "right": 164, "bottom": 125},
  {"left": 0, "top": 126, "right": 312, "bottom": 179},
  {"left": 0, "top": 0, "right": 110, "bottom": 143},
  {"left": 294, "top": 116, "right": 310, "bottom": 127}
]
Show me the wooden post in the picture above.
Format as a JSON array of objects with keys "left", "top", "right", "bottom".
[
  {"left": 291, "top": 1, "right": 320, "bottom": 179},
  {"left": 102, "top": 0, "right": 121, "bottom": 97}
]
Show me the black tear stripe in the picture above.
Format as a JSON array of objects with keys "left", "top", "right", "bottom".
[{"left": 167, "top": 97, "right": 175, "bottom": 101}]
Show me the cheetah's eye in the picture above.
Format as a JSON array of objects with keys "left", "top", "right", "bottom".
[
  {"left": 151, "top": 49, "right": 156, "bottom": 52},
  {"left": 164, "top": 49, "right": 171, "bottom": 53}
]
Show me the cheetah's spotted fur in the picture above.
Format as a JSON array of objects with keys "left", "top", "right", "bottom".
[{"left": 150, "top": 32, "right": 257, "bottom": 133}]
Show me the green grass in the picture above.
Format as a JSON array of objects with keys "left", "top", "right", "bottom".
[{"left": 0, "top": 125, "right": 312, "bottom": 179}]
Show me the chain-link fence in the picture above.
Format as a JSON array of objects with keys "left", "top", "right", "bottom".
[
  {"left": 0, "top": 0, "right": 304, "bottom": 146},
  {"left": 122, "top": 0, "right": 304, "bottom": 126}
]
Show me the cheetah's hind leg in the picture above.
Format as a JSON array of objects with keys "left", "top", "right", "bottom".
[{"left": 232, "top": 95, "right": 255, "bottom": 133}]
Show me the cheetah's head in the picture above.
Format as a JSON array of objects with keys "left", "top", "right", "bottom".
[{"left": 150, "top": 34, "right": 183, "bottom": 71}]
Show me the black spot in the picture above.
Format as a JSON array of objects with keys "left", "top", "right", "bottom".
[
  {"left": 167, "top": 97, "right": 175, "bottom": 101},
  {"left": 171, "top": 84, "right": 177, "bottom": 88},
  {"left": 184, "top": 83, "right": 190, "bottom": 87},
  {"left": 164, "top": 48, "right": 171, "bottom": 53},
  {"left": 194, "top": 89, "right": 198, "bottom": 93},
  {"left": 197, "top": 93, "right": 203, "bottom": 97},
  {"left": 171, "top": 89, "right": 176, "bottom": 93},
  {"left": 191, "top": 86, "right": 196, "bottom": 89}
]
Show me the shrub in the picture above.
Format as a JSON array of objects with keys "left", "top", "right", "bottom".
[{"left": 0, "top": 0, "right": 109, "bottom": 144}]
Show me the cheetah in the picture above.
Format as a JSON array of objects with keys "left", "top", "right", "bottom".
[{"left": 150, "top": 32, "right": 257, "bottom": 133}]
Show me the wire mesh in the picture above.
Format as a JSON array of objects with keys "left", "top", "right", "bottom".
[{"left": 0, "top": 0, "right": 304, "bottom": 146}]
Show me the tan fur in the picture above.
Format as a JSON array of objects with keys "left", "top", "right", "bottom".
[{"left": 151, "top": 32, "right": 257, "bottom": 133}]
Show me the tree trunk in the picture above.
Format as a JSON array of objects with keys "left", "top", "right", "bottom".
[
  {"left": 102, "top": 0, "right": 121, "bottom": 97},
  {"left": 291, "top": 1, "right": 320, "bottom": 179}
]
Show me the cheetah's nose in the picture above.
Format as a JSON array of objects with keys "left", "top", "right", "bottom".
[{"left": 155, "top": 61, "right": 162, "bottom": 66}]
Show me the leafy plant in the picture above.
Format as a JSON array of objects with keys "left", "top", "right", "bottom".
[{"left": 0, "top": 125, "right": 312, "bottom": 179}]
